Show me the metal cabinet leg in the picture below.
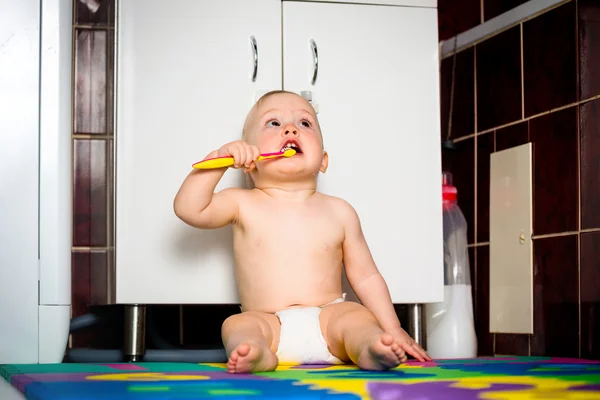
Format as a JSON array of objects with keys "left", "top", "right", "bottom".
[
  {"left": 407, "top": 304, "right": 426, "bottom": 351},
  {"left": 124, "top": 304, "right": 146, "bottom": 362}
]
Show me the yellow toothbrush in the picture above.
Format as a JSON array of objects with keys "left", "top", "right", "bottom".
[{"left": 192, "top": 149, "right": 296, "bottom": 169}]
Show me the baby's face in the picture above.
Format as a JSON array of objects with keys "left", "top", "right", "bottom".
[{"left": 247, "top": 93, "right": 327, "bottom": 178}]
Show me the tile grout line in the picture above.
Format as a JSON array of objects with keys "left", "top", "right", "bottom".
[
  {"left": 473, "top": 44, "right": 479, "bottom": 247},
  {"left": 473, "top": 45, "right": 478, "bottom": 141},
  {"left": 581, "top": 227, "right": 600, "bottom": 233},
  {"left": 480, "top": 0, "right": 484, "bottom": 25},
  {"left": 72, "top": 246, "right": 113, "bottom": 252},
  {"left": 470, "top": 35, "right": 477, "bottom": 326},
  {"left": 74, "top": 24, "right": 115, "bottom": 30},
  {"left": 575, "top": 0, "right": 581, "bottom": 357},
  {"left": 577, "top": 231, "right": 582, "bottom": 359},
  {"left": 474, "top": 135, "right": 478, "bottom": 247},
  {"left": 520, "top": 22, "right": 525, "bottom": 120},
  {"left": 452, "top": 93, "right": 600, "bottom": 140},
  {"left": 72, "top": 134, "right": 114, "bottom": 140},
  {"left": 467, "top": 242, "right": 490, "bottom": 248},
  {"left": 531, "top": 231, "right": 579, "bottom": 239},
  {"left": 454, "top": 133, "right": 476, "bottom": 143}
]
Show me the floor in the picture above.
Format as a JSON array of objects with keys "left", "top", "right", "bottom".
[{"left": 1, "top": 356, "right": 600, "bottom": 399}]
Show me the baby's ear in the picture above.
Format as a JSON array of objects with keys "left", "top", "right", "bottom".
[{"left": 319, "top": 151, "right": 329, "bottom": 173}]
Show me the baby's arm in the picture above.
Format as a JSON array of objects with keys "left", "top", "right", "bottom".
[
  {"left": 337, "top": 200, "right": 431, "bottom": 361},
  {"left": 173, "top": 141, "right": 259, "bottom": 229}
]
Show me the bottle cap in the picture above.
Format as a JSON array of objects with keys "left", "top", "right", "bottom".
[{"left": 442, "top": 171, "right": 457, "bottom": 201}]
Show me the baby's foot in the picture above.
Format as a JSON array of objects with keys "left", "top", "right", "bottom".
[
  {"left": 226, "top": 342, "right": 278, "bottom": 374},
  {"left": 356, "top": 332, "right": 402, "bottom": 371}
]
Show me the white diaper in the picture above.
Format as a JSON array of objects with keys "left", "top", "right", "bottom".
[{"left": 275, "top": 294, "right": 346, "bottom": 365}]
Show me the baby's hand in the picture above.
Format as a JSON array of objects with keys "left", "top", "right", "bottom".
[{"left": 217, "top": 140, "right": 260, "bottom": 171}]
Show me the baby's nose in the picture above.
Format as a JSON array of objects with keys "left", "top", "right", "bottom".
[{"left": 283, "top": 124, "right": 298, "bottom": 135}]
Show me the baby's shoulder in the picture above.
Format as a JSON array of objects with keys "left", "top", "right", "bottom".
[
  {"left": 319, "top": 192, "right": 350, "bottom": 206},
  {"left": 317, "top": 193, "right": 359, "bottom": 219}
]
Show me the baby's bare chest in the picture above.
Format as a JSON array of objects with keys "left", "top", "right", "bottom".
[{"left": 238, "top": 204, "right": 344, "bottom": 254}]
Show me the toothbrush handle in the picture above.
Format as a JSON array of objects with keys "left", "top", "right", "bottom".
[{"left": 192, "top": 152, "right": 282, "bottom": 169}]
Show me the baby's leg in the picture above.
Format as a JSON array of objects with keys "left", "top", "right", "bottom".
[
  {"left": 320, "top": 302, "right": 406, "bottom": 370},
  {"left": 221, "top": 311, "right": 280, "bottom": 374}
]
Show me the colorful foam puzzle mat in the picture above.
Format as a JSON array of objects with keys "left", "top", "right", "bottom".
[{"left": 1, "top": 356, "right": 600, "bottom": 399}]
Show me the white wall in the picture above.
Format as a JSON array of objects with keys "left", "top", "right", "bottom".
[{"left": 0, "top": 0, "right": 41, "bottom": 363}]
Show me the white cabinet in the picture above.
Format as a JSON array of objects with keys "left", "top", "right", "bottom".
[
  {"left": 115, "top": 0, "right": 282, "bottom": 304},
  {"left": 114, "top": 0, "right": 443, "bottom": 305},
  {"left": 283, "top": 2, "right": 443, "bottom": 303}
]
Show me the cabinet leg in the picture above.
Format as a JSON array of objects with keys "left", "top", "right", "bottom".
[
  {"left": 124, "top": 304, "right": 146, "bottom": 362},
  {"left": 407, "top": 304, "right": 426, "bottom": 351}
]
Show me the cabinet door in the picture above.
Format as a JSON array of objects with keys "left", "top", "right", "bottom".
[
  {"left": 115, "top": 0, "right": 281, "bottom": 304},
  {"left": 283, "top": 2, "right": 443, "bottom": 303}
]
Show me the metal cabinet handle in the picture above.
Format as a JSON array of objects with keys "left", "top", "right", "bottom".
[
  {"left": 310, "top": 39, "right": 318, "bottom": 85},
  {"left": 250, "top": 35, "right": 258, "bottom": 82}
]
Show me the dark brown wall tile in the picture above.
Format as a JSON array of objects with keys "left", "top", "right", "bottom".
[
  {"left": 75, "top": 30, "right": 108, "bottom": 134},
  {"left": 72, "top": 251, "right": 92, "bottom": 319},
  {"left": 484, "top": 0, "right": 528, "bottom": 21},
  {"left": 182, "top": 305, "right": 239, "bottom": 348},
  {"left": 477, "top": 133, "right": 494, "bottom": 243},
  {"left": 73, "top": 139, "right": 109, "bottom": 247},
  {"left": 106, "top": 29, "right": 115, "bottom": 134},
  {"left": 530, "top": 236, "right": 579, "bottom": 358},
  {"left": 440, "top": 48, "right": 475, "bottom": 140},
  {"left": 580, "top": 99, "right": 600, "bottom": 230},
  {"left": 495, "top": 121, "right": 529, "bottom": 152},
  {"left": 442, "top": 138, "right": 475, "bottom": 244},
  {"left": 530, "top": 107, "right": 578, "bottom": 235},
  {"left": 495, "top": 334, "right": 529, "bottom": 356},
  {"left": 524, "top": 2, "right": 577, "bottom": 117},
  {"left": 89, "top": 249, "right": 112, "bottom": 305},
  {"left": 438, "top": 0, "right": 481, "bottom": 41},
  {"left": 475, "top": 246, "right": 494, "bottom": 355},
  {"left": 579, "top": 0, "right": 600, "bottom": 100},
  {"left": 581, "top": 232, "right": 600, "bottom": 360},
  {"left": 71, "top": 251, "right": 122, "bottom": 349},
  {"left": 76, "top": 0, "right": 115, "bottom": 26},
  {"left": 476, "top": 26, "right": 522, "bottom": 132}
]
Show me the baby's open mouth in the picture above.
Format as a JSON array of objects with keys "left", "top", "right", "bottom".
[{"left": 281, "top": 140, "right": 303, "bottom": 154}]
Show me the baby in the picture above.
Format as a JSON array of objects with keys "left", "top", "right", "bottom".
[{"left": 174, "top": 90, "right": 430, "bottom": 373}]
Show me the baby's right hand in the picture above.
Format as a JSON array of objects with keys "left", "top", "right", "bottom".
[{"left": 217, "top": 140, "right": 260, "bottom": 171}]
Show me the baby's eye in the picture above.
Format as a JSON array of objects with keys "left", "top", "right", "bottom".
[
  {"left": 300, "top": 119, "right": 311, "bottom": 128},
  {"left": 266, "top": 119, "right": 280, "bottom": 127}
]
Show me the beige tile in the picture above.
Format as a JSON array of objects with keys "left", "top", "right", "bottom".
[{"left": 489, "top": 143, "right": 533, "bottom": 334}]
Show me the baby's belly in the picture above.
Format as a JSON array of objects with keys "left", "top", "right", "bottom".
[{"left": 235, "top": 260, "right": 343, "bottom": 313}]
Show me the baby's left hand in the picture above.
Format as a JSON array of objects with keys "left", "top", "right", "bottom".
[{"left": 387, "top": 327, "right": 431, "bottom": 362}]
